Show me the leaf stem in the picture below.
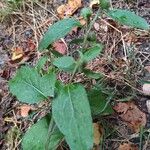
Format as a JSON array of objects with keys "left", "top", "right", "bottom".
[
  {"left": 139, "top": 126, "right": 144, "bottom": 150},
  {"left": 69, "top": 62, "right": 80, "bottom": 83},
  {"left": 82, "top": 8, "right": 100, "bottom": 49}
]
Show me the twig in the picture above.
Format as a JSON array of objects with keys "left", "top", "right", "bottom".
[
  {"left": 31, "top": 1, "right": 39, "bottom": 49},
  {"left": 35, "top": 2, "right": 59, "bottom": 20},
  {"left": 100, "top": 17, "right": 128, "bottom": 62},
  {"left": 143, "top": 131, "right": 150, "bottom": 150}
]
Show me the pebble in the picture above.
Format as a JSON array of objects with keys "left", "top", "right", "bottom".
[{"left": 146, "top": 100, "right": 150, "bottom": 114}]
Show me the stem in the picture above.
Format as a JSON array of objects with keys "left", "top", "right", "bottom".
[
  {"left": 82, "top": 8, "right": 100, "bottom": 48},
  {"left": 69, "top": 62, "right": 80, "bottom": 83},
  {"left": 139, "top": 126, "right": 144, "bottom": 150}
]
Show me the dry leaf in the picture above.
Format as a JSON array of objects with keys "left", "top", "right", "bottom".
[
  {"left": 27, "top": 40, "right": 36, "bottom": 51},
  {"left": 113, "top": 102, "right": 147, "bottom": 132},
  {"left": 118, "top": 142, "right": 138, "bottom": 150},
  {"left": 79, "top": 17, "right": 87, "bottom": 26},
  {"left": 93, "top": 123, "right": 103, "bottom": 146},
  {"left": 124, "top": 32, "right": 137, "bottom": 46},
  {"left": 90, "top": 0, "right": 99, "bottom": 8},
  {"left": 52, "top": 40, "right": 67, "bottom": 55},
  {"left": 142, "top": 82, "right": 150, "bottom": 96},
  {"left": 19, "top": 105, "right": 31, "bottom": 117},
  {"left": 11, "top": 47, "right": 24, "bottom": 61},
  {"left": 57, "top": 0, "right": 82, "bottom": 18}
]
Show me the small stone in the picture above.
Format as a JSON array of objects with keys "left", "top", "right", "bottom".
[
  {"left": 142, "top": 83, "right": 150, "bottom": 96},
  {"left": 146, "top": 100, "right": 150, "bottom": 113},
  {"left": 94, "top": 22, "right": 100, "bottom": 31}
]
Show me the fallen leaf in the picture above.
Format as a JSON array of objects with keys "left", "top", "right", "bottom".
[
  {"left": 57, "top": 5, "right": 68, "bottom": 18},
  {"left": 142, "top": 82, "right": 150, "bottom": 96},
  {"left": 27, "top": 40, "right": 36, "bottom": 51},
  {"left": 90, "top": 0, "right": 99, "bottom": 8},
  {"left": 113, "top": 102, "right": 146, "bottom": 132},
  {"left": 11, "top": 47, "right": 24, "bottom": 61},
  {"left": 0, "top": 67, "right": 11, "bottom": 80},
  {"left": 94, "top": 22, "right": 100, "bottom": 31},
  {"left": 19, "top": 105, "right": 32, "bottom": 117},
  {"left": 57, "top": 0, "right": 82, "bottom": 18},
  {"left": 93, "top": 123, "right": 103, "bottom": 146},
  {"left": 124, "top": 32, "right": 137, "bottom": 46},
  {"left": 79, "top": 17, "right": 87, "bottom": 26},
  {"left": 118, "top": 142, "right": 138, "bottom": 150},
  {"left": 52, "top": 40, "right": 67, "bottom": 55}
]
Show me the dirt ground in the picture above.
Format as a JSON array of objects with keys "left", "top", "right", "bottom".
[{"left": 0, "top": 0, "right": 150, "bottom": 150}]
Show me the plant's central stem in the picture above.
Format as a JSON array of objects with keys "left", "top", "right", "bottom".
[{"left": 82, "top": 8, "right": 100, "bottom": 49}]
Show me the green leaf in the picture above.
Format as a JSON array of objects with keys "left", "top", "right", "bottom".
[
  {"left": 38, "top": 18, "right": 81, "bottom": 51},
  {"left": 70, "top": 38, "right": 84, "bottom": 45},
  {"left": 9, "top": 66, "right": 56, "bottom": 104},
  {"left": 51, "top": 49, "right": 63, "bottom": 57},
  {"left": 83, "top": 69, "right": 103, "bottom": 79},
  {"left": 83, "top": 44, "right": 103, "bottom": 62},
  {"left": 81, "top": 7, "right": 92, "bottom": 20},
  {"left": 52, "top": 84, "right": 93, "bottom": 150},
  {"left": 35, "top": 56, "right": 47, "bottom": 73},
  {"left": 22, "top": 116, "right": 64, "bottom": 150},
  {"left": 87, "top": 32, "right": 97, "bottom": 42},
  {"left": 88, "top": 89, "right": 114, "bottom": 116},
  {"left": 107, "top": 9, "right": 149, "bottom": 30},
  {"left": 53, "top": 56, "right": 76, "bottom": 72},
  {"left": 48, "top": 126, "right": 64, "bottom": 150},
  {"left": 99, "top": 0, "right": 110, "bottom": 10}
]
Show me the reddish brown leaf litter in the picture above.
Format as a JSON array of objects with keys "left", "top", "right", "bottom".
[
  {"left": 52, "top": 40, "right": 67, "bottom": 55},
  {"left": 113, "top": 102, "right": 147, "bottom": 132},
  {"left": 9, "top": 40, "right": 36, "bottom": 65},
  {"left": 17, "top": 105, "right": 32, "bottom": 118},
  {"left": 118, "top": 142, "right": 138, "bottom": 150}
]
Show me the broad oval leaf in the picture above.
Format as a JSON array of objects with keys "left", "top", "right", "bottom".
[
  {"left": 107, "top": 9, "right": 149, "bottom": 30},
  {"left": 52, "top": 84, "right": 93, "bottom": 150},
  {"left": 88, "top": 89, "right": 114, "bottom": 116},
  {"left": 22, "top": 116, "right": 64, "bottom": 150},
  {"left": 9, "top": 66, "right": 56, "bottom": 104},
  {"left": 38, "top": 18, "right": 81, "bottom": 51},
  {"left": 83, "top": 44, "right": 103, "bottom": 62},
  {"left": 53, "top": 56, "right": 76, "bottom": 72}
]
